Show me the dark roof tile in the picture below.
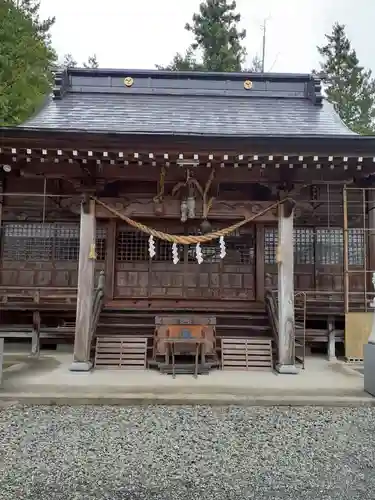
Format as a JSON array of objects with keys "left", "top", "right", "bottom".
[{"left": 19, "top": 68, "right": 355, "bottom": 137}]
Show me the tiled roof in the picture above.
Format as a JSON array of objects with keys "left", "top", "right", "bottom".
[{"left": 20, "top": 68, "right": 355, "bottom": 137}]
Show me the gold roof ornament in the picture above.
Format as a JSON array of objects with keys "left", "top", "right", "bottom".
[
  {"left": 244, "top": 80, "right": 253, "bottom": 90},
  {"left": 124, "top": 76, "right": 134, "bottom": 87}
]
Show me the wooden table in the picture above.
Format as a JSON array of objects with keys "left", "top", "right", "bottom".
[{"left": 164, "top": 338, "right": 207, "bottom": 378}]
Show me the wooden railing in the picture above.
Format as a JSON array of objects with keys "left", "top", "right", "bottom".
[
  {"left": 90, "top": 271, "right": 105, "bottom": 344},
  {"left": 265, "top": 288, "right": 279, "bottom": 348}
]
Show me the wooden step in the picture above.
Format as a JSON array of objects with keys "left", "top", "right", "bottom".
[
  {"left": 94, "top": 336, "right": 147, "bottom": 370},
  {"left": 221, "top": 337, "right": 273, "bottom": 371}
]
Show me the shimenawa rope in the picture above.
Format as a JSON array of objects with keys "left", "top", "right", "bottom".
[{"left": 92, "top": 197, "right": 290, "bottom": 245}]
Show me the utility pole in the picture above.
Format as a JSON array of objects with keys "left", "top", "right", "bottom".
[{"left": 261, "top": 18, "right": 268, "bottom": 73}]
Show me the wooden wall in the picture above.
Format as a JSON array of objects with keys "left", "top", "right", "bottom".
[{"left": 0, "top": 178, "right": 369, "bottom": 307}]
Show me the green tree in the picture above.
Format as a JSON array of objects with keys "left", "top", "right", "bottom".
[
  {"left": 83, "top": 54, "right": 99, "bottom": 69},
  {"left": 62, "top": 53, "right": 77, "bottom": 68},
  {"left": 156, "top": 47, "right": 203, "bottom": 71},
  {"left": 0, "top": 0, "right": 56, "bottom": 126},
  {"left": 316, "top": 23, "right": 375, "bottom": 135},
  {"left": 158, "top": 0, "right": 246, "bottom": 72},
  {"left": 244, "top": 55, "right": 263, "bottom": 73},
  {"left": 62, "top": 53, "right": 99, "bottom": 69},
  {"left": 15, "top": 0, "right": 55, "bottom": 43}
]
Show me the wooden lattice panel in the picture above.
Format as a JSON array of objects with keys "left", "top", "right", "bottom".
[
  {"left": 221, "top": 337, "right": 273, "bottom": 371},
  {"left": 95, "top": 336, "right": 147, "bottom": 369}
]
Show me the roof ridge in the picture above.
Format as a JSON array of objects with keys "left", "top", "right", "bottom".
[{"left": 52, "top": 68, "right": 323, "bottom": 104}]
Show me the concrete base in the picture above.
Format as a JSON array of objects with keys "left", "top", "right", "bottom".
[
  {"left": 364, "top": 343, "right": 375, "bottom": 396},
  {"left": 276, "top": 363, "right": 299, "bottom": 375},
  {"left": 69, "top": 361, "right": 93, "bottom": 372},
  {"left": 0, "top": 338, "right": 4, "bottom": 386}
]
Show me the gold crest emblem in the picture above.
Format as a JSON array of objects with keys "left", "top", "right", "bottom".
[
  {"left": 244, "top": 80, "right": 253, "bottom": 90},
  {"left": 124, "top": 77, "right": 134, "bottom": 87}
]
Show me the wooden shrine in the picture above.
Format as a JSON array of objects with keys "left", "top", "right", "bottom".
[{"left": 1, "top": 67, "right": 375, "bottom": 374}]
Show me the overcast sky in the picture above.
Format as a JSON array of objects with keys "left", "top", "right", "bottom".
[{"left": 39, "top": 0, "right": 375, "bottom": 74}]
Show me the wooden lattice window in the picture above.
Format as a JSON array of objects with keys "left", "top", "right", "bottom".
[
  {"left": 264, "top": 227, "right": 278, "bottom": 264},
  {"left": 2, "top": 223, "right": 107, "bottom": 262},
  {"left": 265, "top": 227, "right": 315, "bottom": 265},
  {"left": 294, "top": 228, "right": 314, "bottom": 264},
  {"left": 316, "top": 229, "right": 343, "bottom": 265},
  {"left": 95, "top": 227, "right": 107, "bottom": 262},
  {"left": 155, "top": 240, "right": 184, "bottom": 262},
  {"left": 116, "top": 230, "right": 148, "bottom": 261},
  {"left": 53, "top": 223, "right": 80, "bottom": 261},
  {"left": 186, "top": 227, "right": 254, "bottom": 264},
  {"left": 225, "top": 232, "right": 254, "bottom": 265},
  {"left": 348, "top": 229, "right": 364, "bottom": 266},
  {"left": 2, "top": 223, "right": 54, "bottom": 261}
]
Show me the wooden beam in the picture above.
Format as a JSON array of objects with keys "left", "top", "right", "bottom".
[
  {"left": 276, "top": 202, "right": 298, "bottom": 374},
  {"left": 104, "top": 219, "right": 116, "bottom": 299},
  {"left": 70, "top": 198, "right": 96, "bottom": 371},
  {"left": 256, "top": 225, "right": 265, "bottom": 302},
  {"left": 14, "top": 160, "right": 373, "bottom": 184}
]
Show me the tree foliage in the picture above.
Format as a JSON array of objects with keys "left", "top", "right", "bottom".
[
  {"left": 156, "top": 47, "right": 203, "bottom": 71},
  {"left": 62, "top": 53, "right": 77, "bottom": 68},
  {"left": 158, "top": 0, "right": 248, "bottom": 72},
  {"left": 62, "top": 53, "right": 100, "bottom": 69},
  {"left": 15, "top": 0, "right": 55, "bottom": 43},
  {"left": 316, "top": 23, "right": 375, "bottom": 135},
  {"left": 244, "top": 55, "right": 263, "bottom": 73},
  {"left": 83, "top": 54, "right": 99, "bottom": 69},
  {"left": 0, "top": 0, "right": 56, "bottom": 126}
]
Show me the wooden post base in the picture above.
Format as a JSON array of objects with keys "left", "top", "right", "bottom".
[
  {"left": 276, "top": 363, "right": 299, "bottom": 375},
  {"left": 69, "top": 361, "right": 93, "bottom": 372}
]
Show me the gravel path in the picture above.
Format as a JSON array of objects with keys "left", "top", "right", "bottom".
[{"left": 0, "top": 405, "right": 374, "bottom": 500}]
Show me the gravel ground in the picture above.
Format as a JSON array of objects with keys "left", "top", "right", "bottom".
[{"left": 0, "top": 405, "right": 375, "bottom": 500}]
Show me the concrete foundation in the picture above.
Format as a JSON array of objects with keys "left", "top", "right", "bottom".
[
  {"left": 69, "top": 361, "right": 93, "bottom": 372},
  {"left": 276, "top": 363, "right": 299, "bottom": 375},
  {"left": 364, "top": 343, "right": 375, "bottom": 396},
  {"left": 0, "top": 338, "right": 3, "bottom": 386}
]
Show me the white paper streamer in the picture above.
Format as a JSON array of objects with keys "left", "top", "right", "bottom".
[
  {"left": 172, "top": 242, "right": 179, "bottom": 264},
  {"left": 219, "top": 235, "right": 226, "bottom": 259},
  {"left": 196, "top": 243, "right": 203, "bottom": 264},
  {"left": 148, "top": 235, "right": 156, "bottom": 258}
]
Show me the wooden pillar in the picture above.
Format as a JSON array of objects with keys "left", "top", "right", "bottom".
[
  {"left": 327, "top": 316, "right": 336, "bottom": 361},
  {"left": 70, "top": 197, "right": 96, "bottom": 371},
  {"left": 276, "top": 201, "right": 298, "bottom": 374},
  {"left": 31, "top": 311, "right": 41, "bottom": 357}
]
